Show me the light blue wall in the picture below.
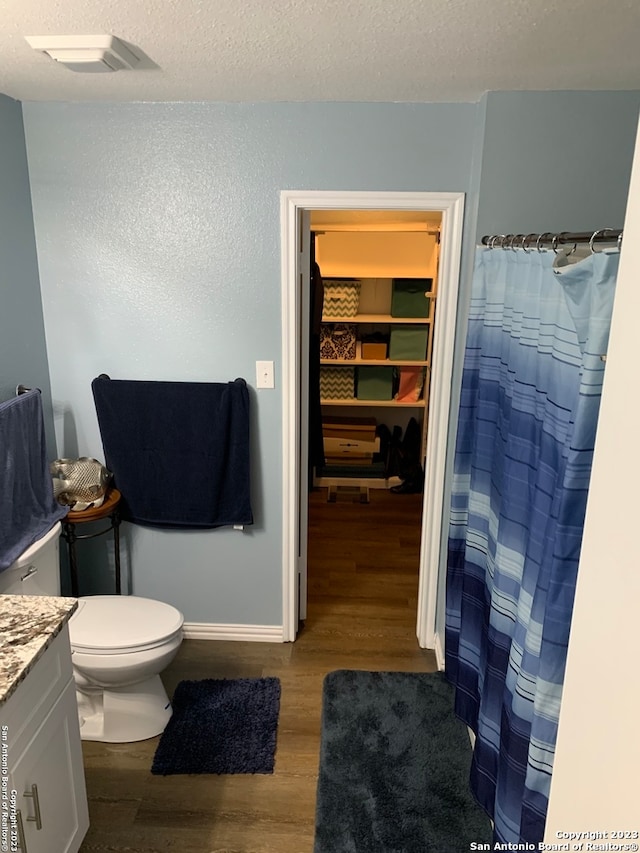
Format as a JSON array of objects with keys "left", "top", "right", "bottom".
[
  {"left": 22, "top": 101, "right": 482, "bottom": 625},
  {"left": 20, "top": 93, "right": 639, "bottom": 631},
  {"left": 434, "top": 90, "right": 640, "bottom": 646},
  {"left": 0, "top": 95, "right": 55, "bottom": 455},
  {"left": 477, "top": 91, "right": 640, "bottom": 238}
]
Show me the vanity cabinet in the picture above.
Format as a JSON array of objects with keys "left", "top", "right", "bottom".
[{"left": 1, "top": 625, "right": 88, "bottom": 853}]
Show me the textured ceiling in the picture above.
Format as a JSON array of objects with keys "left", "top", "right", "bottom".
[{"left": 1, "top": 0, "right": 639, "bottom": 103}]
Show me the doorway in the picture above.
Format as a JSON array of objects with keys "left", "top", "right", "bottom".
[{"left": 280, "top": 191, "right": 465, "bottom": 664}]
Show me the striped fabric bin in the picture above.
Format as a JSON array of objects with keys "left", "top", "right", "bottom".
[
  {"left": 322, "top": 280, "right": 362, "bottom": 318},
  {"left": 320, "top": 366, "right": 355, "bottom": 400}
]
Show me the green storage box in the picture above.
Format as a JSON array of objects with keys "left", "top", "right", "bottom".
[
  {"left": 356, "top": 366, "right": 394, "bottom": 401},
  {"left": 391, "top": 279, "right": 432, "bottom": 318},
  {"left": 389, "top": 326, "right": 429, "bottom": 361}
]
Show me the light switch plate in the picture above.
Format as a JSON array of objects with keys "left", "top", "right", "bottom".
[{"left": 256, "top": 360, "right": 275, "bottom": 389}]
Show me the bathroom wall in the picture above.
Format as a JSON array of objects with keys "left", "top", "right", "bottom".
[
  {"left": 0, "top": 94, "right": 55, "bottom": 455},
  {"left": 21, "top": 101, "right": 482, "bottom": 626},
  {"left": 544, "top": 110, "right": 640, "bottom": 843},
  {"left": 434, "top": 89, "right": 640, "bottom": 647},
  {"left": 476, "top": 90, "right": 640, "bottom": 238},
  {"left": 19, "top": 92, "right": 640, "bottom": 631}
]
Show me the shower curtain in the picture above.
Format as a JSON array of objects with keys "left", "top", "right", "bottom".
[{"left": 445, "top": 246, "right": 619, "bottom": 844}]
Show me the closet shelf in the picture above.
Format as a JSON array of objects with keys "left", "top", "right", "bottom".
[
  {"left": 322, "top": 314, "right": 431, "bottom": 325},
  {"left": 321, "top": 358, "right": 429, "bottom": 367},
  {"left": 321, "top": 398, "right": 426, "bottom": 408}
]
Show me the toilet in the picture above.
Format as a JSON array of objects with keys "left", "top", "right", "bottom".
[{"left": 0, "top": 522, "right": 184, "bottom": 743}]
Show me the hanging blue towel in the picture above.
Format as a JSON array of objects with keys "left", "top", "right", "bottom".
[
  {"left": 0, "top": 390, "right": 68, "bottom": 573},
  {"left": 91, "top": 377, "right": 253, "bottom": 528}
]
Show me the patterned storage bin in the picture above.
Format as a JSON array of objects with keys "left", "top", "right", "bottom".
[
  {"left": 389, "top": 326, "right": 429, "bottom": 361},
  {"left": 320, "top": 324, "right": 357, "bottom": 360},
  {"left": 391, "top": 279, "right": 432, "bottom": 318},
  {"left": 320, "top": 366, "right": 355, "bottom": 400},
  {"left": 322, "top": 279, "right": 362, "bottom": 318}
]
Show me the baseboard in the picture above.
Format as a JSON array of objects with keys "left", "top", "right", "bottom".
[
  {"left": 434, "top": 632, "right": 446, "bottom": 671},
  {"left": 182, "top": 622, "right": 284, "bottom": 642}
]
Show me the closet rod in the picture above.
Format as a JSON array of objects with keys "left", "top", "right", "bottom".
[{"left": 481, "top": 228, "right": 623, "bottom": 250}]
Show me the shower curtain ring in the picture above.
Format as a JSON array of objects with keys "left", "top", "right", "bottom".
[
  {"left": 522, "top": 234, "right": 535, "bottom": 253},
  {"left": 617, "top": 232, "right": 623, "bottom": 251},
  {"left": 536, "top": 232, "right": 551, "bottom": 252},
  {"left": 553, "top": 232, "right": 577, "bottom": 256},
  {"left": 589, "top": 228, "right": 611, "bottom": 253},
  {"left": 501, "top": 234, "right": 513, "bottom": 250},
  {"left": 563, "top": 232, "right": 577, "bottom": 255}
]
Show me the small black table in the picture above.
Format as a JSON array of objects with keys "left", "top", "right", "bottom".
[{"left": 60, "top": 488, "right": 122, "bottom": 596}]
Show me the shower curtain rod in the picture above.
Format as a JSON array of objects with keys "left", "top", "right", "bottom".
[{"left": 481, "top": 228, "right": 623, "bottom": 251}]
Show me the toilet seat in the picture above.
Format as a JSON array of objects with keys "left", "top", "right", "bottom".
[{"left": 69, "top": 595, "right": 184, "bottom": 655}]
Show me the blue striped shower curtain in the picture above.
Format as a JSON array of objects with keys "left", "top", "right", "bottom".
[{"left": 445, "top": 246, "right": 618, "bottom": 844}]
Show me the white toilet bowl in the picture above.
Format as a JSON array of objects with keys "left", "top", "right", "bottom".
[
  {"left": 69, "top": 595, "right": 184, "bottom": 743},
  {"left": 0, "top": 522, "right": 184, "bottom": 744}
]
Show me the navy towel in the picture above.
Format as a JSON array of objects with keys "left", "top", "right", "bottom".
[
  {"left": 0, "top": 390, "right": 67, "bottom": 573},
  {"left": 91, "top": 377, "right": 253, "bottom": 528}
]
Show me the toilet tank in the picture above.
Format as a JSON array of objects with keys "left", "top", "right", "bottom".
[{"left": 0, "top": 522, "right": 62, "bottom": 596}]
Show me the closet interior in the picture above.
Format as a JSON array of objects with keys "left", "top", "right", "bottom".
[{"left": 309, "top": 209, "right": 443, "bottom": 502}]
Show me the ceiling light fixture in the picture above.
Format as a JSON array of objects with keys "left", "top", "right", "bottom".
[{"left": 24, "top": 35, "right": 140, "bottom": 73}]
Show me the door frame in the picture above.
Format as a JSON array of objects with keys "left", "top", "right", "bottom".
[{"left": 280, "top": 190, "right": 465, "bottom": 659}]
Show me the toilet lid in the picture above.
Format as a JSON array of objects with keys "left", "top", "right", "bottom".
[{"left": 69, "top": 595, "right": 184, "bottom": 653}]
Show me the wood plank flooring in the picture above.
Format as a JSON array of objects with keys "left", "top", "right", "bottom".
[{"left": 79, "top": 488, "right": 437, "bottom": 852}]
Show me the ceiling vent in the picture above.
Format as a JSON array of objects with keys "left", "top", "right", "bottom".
[{"left": 25, "top": 35, "right": 140, "bottom": 73}]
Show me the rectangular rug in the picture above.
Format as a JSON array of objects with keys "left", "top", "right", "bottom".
[
  {"left": 151, "top": 676, "right": 281, "bottom": 775},
  {"left": 314, "top": 670, "right": 493, "bottom": 853}
]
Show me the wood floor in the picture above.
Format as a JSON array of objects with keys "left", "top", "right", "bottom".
[{"left": 79, "top": 488, "right": 437, "bottom": 853}]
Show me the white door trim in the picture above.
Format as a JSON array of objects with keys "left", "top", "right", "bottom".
[{"left": 280, "top": 190, "right": 465, "bottom": 648}]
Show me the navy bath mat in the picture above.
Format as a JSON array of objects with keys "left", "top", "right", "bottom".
[{"left": 151, "top": 677, "right": 281, "bottom": 775}]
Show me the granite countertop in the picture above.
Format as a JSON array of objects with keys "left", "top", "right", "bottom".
[{"left": 0, "top": 595, "right": 78, "bottom": 705}]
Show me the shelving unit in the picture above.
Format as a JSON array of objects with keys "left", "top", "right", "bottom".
[
  {"left": 314, "top": 219, "right": 440, "bottom": 494},
  {"left": 319, "top": 305, "right": 432, "bottom": 411}
]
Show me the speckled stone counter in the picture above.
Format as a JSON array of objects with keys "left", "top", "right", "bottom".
[{"left": 0, "top": 595, "right": 78, "bottom": 705}]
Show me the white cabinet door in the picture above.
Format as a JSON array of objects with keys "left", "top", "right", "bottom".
[{"left": 11, "top": 679, "right": 89, "bottom": 853}]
